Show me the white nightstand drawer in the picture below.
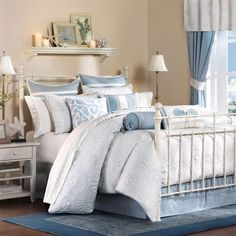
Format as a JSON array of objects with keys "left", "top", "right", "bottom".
[{"left": 0, "top": 147, "right": 32, "bottom": 161}]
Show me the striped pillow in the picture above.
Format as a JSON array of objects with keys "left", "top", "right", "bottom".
[
  {"left": 78, "top": 73, "right": 126, "bottom": 87},
  {"left": 25, "top": 96, "right": 53, "bottom": 138},
  {"left": 106, "top": 94, "right": 138, "bottom": 112},
  {"left": 27, "top": 79, "right": 79, "bottom": 96}
]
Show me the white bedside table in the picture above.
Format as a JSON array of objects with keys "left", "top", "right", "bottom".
[{"left": 0, "top": 142, "right": 39, "bottom": 202}]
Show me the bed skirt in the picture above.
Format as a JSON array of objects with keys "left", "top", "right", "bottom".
[
  {"left": 36, "top": 163, "right": 236, "bottom": 218},
  {"left": 96, "top": 176, "right": 236, "bottom": 218}
]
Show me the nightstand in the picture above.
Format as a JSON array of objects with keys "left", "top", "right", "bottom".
[{"left": 0, "top": 142, "right": 39, "bottom": 202}]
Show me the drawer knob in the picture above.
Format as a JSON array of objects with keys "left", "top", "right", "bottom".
[{"left": 13, "top": 152, "right": 16, "bottom": 156}]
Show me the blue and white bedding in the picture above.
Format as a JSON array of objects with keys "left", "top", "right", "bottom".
[
  {"left": 25, "top": 75, "right": 236, "bottom": 222},
  {"left": 44, "top": 107, "right": 162, "bottom": 222},
  {"left": 43, "top": 106, "right": 236, "bottom": 222}
]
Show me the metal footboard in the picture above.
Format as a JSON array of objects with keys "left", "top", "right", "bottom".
[{"left": 154, "top": 103, "right": 236, "bottom": 217}]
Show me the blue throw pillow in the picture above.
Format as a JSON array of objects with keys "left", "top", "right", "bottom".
[
  {"left": 78, "top": 73, "right": 127, "bottom": 87},
  {"left": 27, "top": 79, "right": 79, "bottom": 96}
]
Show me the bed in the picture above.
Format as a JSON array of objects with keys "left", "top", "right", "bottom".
[
  {"left": 17, "top": 66, "right": 236, "bottom": 222},
  {"left": 26, "top": 131, "right": 68, "bottom": 198}
]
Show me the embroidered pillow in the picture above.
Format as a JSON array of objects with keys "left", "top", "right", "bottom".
[
  {"left": 78, "top": 73, "right": 126, "bottom": 87},
  {"left": 82, "top": 84, "right": 133, "bottom": 95},
  {"left": 66, "top": 97, "right": 108, "bottom": 128},
  {"left": 45, "top": 93, "right": 99, "bottom": 134},
  {"left": 106, "top": 94, "right": 138, "bottom": 112}
]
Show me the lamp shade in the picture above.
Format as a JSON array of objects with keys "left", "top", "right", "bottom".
[
  {"left": 148, "top": 54, "right": 168, "bottom": 72},
  {"left": 0, "top": 55, "right": 16, "bottom": 75}
]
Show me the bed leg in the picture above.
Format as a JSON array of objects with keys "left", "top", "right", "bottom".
[{"left": 154, "top": 102, "right": 163, "bottom": 221}]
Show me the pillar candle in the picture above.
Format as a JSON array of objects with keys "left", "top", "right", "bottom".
[
  {"left": 42, "top": 39, "right": 50, "bottom": 47},
  {"left": 89, "top": 40, "right": 96, "bottom": 48},
  {"left": 35, "top": 33, "right": 42, "bottom": 47}
]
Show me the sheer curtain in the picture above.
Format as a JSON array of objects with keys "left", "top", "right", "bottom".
[
  {"left": 184, "top": 0, "right": 236, "bottom": 31},
  {"left": 205, "top": 32, "right": 228, "bottom": 113}
]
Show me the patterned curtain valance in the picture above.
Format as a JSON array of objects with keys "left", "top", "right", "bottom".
[{"left": 184, "top": 0, "right": 236, "bottom": 31}]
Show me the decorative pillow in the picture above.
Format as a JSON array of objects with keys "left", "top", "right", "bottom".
[
  {"left": 45, "top": 93, "right": 99, "bottom": 134},
  {"left": 82, "top": 84, "right": 133, "bottom": 95},
  {"left": 66, "top": 97, "right": 108, "bottom": 128},
  {"left": 162, "top": 105, "right": 208, "bottom": 129},
  {"left": 106, "top": 94, "right": 138, "bottom": 112},
  {"left": 78, "top": 73, "right": 127, "bottom": 87},
  {"left": 27, "top": 79, "right": 79, "bottom": 96},
  {"left": 135, "top": 92, "right": 153, "bottom": 107},
  {"left": 45, "top": 95, "right": 72, "bottom": 134},
  {"left": 25, "top": 96, "right": 52, "bottom": 138}
]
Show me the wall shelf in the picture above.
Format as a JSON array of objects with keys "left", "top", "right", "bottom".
[{"left": 25, "top": 47, "right": 116, "bottom": 62}]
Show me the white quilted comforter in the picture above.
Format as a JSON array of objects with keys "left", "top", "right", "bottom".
[
  {"left": 44, "top": 107, "right": 236, "bottom": 222},
  {"left": 44, "top": 108, "right": 162, "bottom": 222}
]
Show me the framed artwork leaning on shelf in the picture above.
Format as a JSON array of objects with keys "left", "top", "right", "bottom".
[
  {"left": 0, "top": 120, "right": 11, "bottom": 144},
  {"left": 52, "top": 22, "right": 80, "bottom": 47},
  {"left": 70, "top": 13, "right": 93, "bottom": 46}
]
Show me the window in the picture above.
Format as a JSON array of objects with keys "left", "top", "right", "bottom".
[
  {"left": 206, "top": 32, "right": 236, "bottom": 113},
  {"left": 228, "top": 32, "right": 236, "bottom": 113}
]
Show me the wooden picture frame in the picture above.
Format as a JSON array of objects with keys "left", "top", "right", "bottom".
[
  {"left": 52, "top": 22, "right": 80, "bottom": 47},
  {"left": 70, "top": 13, "right": 93, "bottom": 47},
  {"left": 0, "top": 120, "right": 11, "bottom": 144}
]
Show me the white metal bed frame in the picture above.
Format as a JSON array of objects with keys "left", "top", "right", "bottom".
[
  {"left": 155, "top": 103, "right": 236, "bottom": 220},
  {"left": 16, "top": 66, "right": 236, "bottom": 220}
]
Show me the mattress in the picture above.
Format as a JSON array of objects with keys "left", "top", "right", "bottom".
[{"left": 26, "top": 131, "right": 69, "bottom": 163}]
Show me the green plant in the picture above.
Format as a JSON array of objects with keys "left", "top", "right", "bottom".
[{"left": 76, "top": 17, "right": 91, "bottom": 44}]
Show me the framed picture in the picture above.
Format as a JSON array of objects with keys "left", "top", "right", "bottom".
[
  {"left": 0, "top": 121, "right": 11, "bottom": 144},
  {"left": 52, "top": 22, "right": 80, "bottom": 47},
  {"left": 70, "top": 14, "right": 93, "bottom": 46}
]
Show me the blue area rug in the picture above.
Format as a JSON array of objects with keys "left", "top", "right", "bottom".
[{"left": 3, "top": 205, "right": 236, "bottom": 236}]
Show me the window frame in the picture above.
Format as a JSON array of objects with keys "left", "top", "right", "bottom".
[
  {"left": 206, "top": 32, "right": 236, "bottom": 113},
  {"left": 227, "top": 37, "right": 236, "bottom": 112}
]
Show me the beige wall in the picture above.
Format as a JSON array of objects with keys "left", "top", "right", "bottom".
[
  {"left": 0, "top": 0, "right": 149, "bottom": 121},
  {"left": 148, "top": 0, "right": 190, "bottom": 105},
  {"left": 0, "top": 0, "right": 191, "bottom": 123}
]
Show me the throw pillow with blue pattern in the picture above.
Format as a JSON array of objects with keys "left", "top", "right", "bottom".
[{"left": 66, "top": 97, "right": 108, "bottom": 128}]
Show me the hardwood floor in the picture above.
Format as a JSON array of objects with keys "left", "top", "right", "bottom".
[
  {"left": 0, "top": 198, "right": 50, "bottom": 236},
  {"left": 1, "top": 198, "right": 236, "bottom": 236}
]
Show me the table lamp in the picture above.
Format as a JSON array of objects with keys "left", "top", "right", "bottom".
[
  {"left": 148, "top": 51, "right": 168, "bottom": 102},
  {"left": 0, "top": 51, "right": 16, "bottom": 120}
]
